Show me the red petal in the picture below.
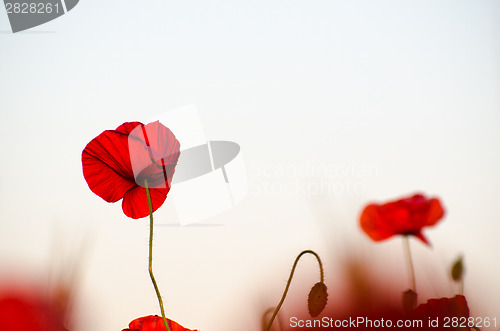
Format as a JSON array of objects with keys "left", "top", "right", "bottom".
[
  {"left": 414, "top": 295, "right": 469, "bottom": 317},
  {"left": 0, "top": 290, "right": 67, "bottom": 331},
  {"left": 127, "top": 121, "right": 181, "bottom": 188},
  {"left": 115, "top": 122, "right": 144, "bottom": 135},
  {"left": 360, "top": 204, "right": 394, "bottom": 241},
  {"left": 378, "top": 200, "right": 414, "bottom": 234},
  {"left": 413, "top": 231, "right": 430, "bottom": 246},
  {"left": 141, "top": 121, "right": 180, "bottom": 165},
  {"left": 425, "top": 198, "right": 445, "bottom": 226},
  {"left": 128, "top": 315, "right": 198, "bottom": 331},
  {"left": 82, "top": 128, "right": 137, "bottom": 203},
  {"left": 122, "top": 187, "right": 168, "bottom": 219}
]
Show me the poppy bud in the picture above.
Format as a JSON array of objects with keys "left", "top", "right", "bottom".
[
  {"left": 308, "top": 282, "right": 328, "bottom": 317},
  {"left": 402, "top": 289, "right": 417, "bottom": 314},
  {"left": 451, "top": 255, "right": 464, "bottom": 282}
]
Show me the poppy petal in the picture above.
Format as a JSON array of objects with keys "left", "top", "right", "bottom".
[
  {"left": 360, "top": 204, "right": 393, "bottom": 241},
  {"left": 82, "top": 129, "right": 136, "bottom": 203},
  {"left": 122, "top": 186, "right": 168, "bottom": 219},
  {"left": 127, "top": 121, "right": 181, "bottom": 188},
  {"left": 413, "top": 231, "right": 430, "bottom": 246},
  {"left": 139, "top": 121, "right": 180, "bottom": 163},
  {"left": 127, "top": 315, "right": 198, "bottom": 331},
  {"left": 426, "top": 198, "right": 445, "bottom": 226},
  {"left": 115, "top": 121, "right": 144, "bottom": 135},
  {"left": 414, "top": 295, "right": 469, "bottom": 317}
]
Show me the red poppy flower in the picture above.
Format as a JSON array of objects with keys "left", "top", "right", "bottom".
[
  {"left": 122, "top": 315, "right": 198, "bottom": 331},
  {"left": 412, "top": 295, "right": 470, "bottom": 330},
  {"left": 82, "top": 121, "right": 180, "bottom": 219},
  {"left": 360, "top": 193, "right": 445, "bottom": 245},
  {"left": 413, "top": 295, "right": 469, "bottom": 317},
  {"left": 0, "top": 286, "right": 67, "bottom": 331}
]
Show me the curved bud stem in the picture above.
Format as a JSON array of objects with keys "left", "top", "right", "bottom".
[
  {"left": 145, "top": 179, "right": 171, "bottom": 331},
  {"left": 262, "top": 307, "right": 283, "bottom": 331},
  {"left": 266, "top": 250, "right": 324, "bottom": 331}
]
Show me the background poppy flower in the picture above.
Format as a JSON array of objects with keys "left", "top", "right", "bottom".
[
  {"left": 360, "top": 193, "right": 445, "bottom": 245},
  {"left": 0, "top": 284, "right": 68, "bottom": 331},
  {"left": 413, "top": 295, "right": 469, "bottom": 317},
  {"left": 413, "top": 295, "right": 470, "bottom": 330},
  {"left": 82, "top": 121, "right": 180, "bottom": 219},
  {"left": 122, "top": 315, "right": 198, "bottom": 331}
]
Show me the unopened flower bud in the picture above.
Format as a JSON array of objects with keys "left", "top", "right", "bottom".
[
  {"left": 451, "top": 255, "right": 464, "bottom": 282},
  {"left": 402, "top": 289, "right": 417, "bottom": 314},
  {"left": 308, "top": 282, "right": 328, "bottom": 317}
]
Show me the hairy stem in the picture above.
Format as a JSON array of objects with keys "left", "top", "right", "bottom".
[
  {"left": 266, "top": 250, "right": 324, "bottom": 331},
  {"left": 145, "top": 179, "right": 171, "bottom": 331}
]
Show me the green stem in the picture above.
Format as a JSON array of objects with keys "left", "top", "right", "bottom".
[
  {"left": 402, "top": 235, "right": 416, "bottom": 294},
  {"left": 145, "top": 179, "right": 171, "bottom": 331},
  {"left": 266, "top": 250, "right": 324, "bottom": 331}
]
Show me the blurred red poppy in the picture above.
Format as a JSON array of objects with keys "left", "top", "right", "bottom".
[
  {"left": 0, "top": 285, "right": 67, "bottom": 331},
  {"left": 414, "top": 295, "right": 469, "bottom": 317},
  {"left": 82, "top": 121, "right": 180, "bottom": 219},
  {"left": 122, "top": 315, "right": 198, "bottom": 331},
  {"left": 413, "top": 295, "right": 470, "bottom": 330},
  {"left": 360, "top": 193, "right": 445, "bottom": 245}
]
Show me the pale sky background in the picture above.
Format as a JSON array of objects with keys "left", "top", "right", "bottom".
[{"left": 1, "top": 1, "right": 499, "bottom": 330}]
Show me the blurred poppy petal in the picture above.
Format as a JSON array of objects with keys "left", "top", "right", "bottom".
[
  {"left": 0, "top": 286, "right": 67, "bottom": 331},
  {"left": 426, "top": 198, "right": 446, "bottom": 226},
  {"left": 413, "top": 231, "right": 430, "bottom": 245},
  {"left": 413, "top": 295, "right": 470, "bottom": 330}
]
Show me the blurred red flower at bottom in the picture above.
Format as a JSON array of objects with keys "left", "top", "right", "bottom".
[
  {"left": 414, "top": 295, "right": 469, "bottom": 316},
  {"left": 413, "top": 295, "right": 470, "bottom": 330},
  {"left": 123, "top": 315, "right": 198, "bottom": 331},
  {"left": 0, "top": 287, "right": 67, "bottom": 331}
]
